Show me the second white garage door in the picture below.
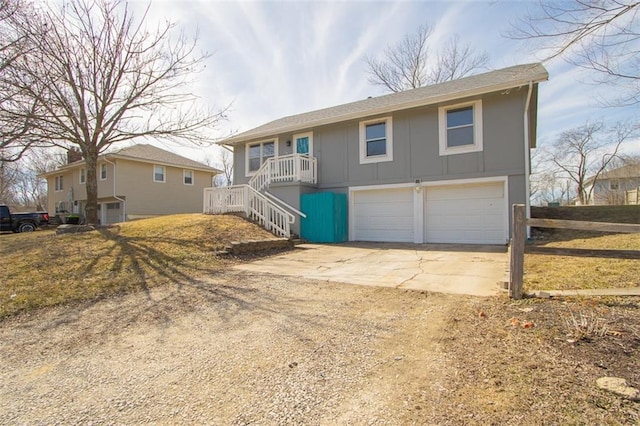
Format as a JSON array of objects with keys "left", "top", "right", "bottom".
[
  {"left": 352, "top": 188, "right": 413, "bottom": 242},
  {"left": 425, "top": 182, "right": 506, "bottom": 244}
]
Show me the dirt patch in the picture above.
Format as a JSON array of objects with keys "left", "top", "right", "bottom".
[{"left": 0, "top": 273, "right": 639, "bottom": 424}]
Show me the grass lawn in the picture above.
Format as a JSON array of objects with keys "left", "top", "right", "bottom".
[
  {"left": 0, "top": 214, "right": 276, "bottom": 319},
  {"left": 524, "top": 230, "right": 640, "bottom": 292}
]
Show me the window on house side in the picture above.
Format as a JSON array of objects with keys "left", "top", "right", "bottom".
[
  {"left": 80, "top": 168, "right": 86, "bottom": 184},
  {"left": 100, "top": 164, "right": 107, "bottom": 180},
  {"left": 438, "top": 100, "right": 483, "bottom": 156},
  {"left": 359, "top": 117, "right": 393, "bottom": 164},
  {"left": 247, "top": 140, "right": 276, "bottom": 173},
  {"left": 610, "top": 180, "right": 619, "bottom": 190},
  {"left": 184, "top": 170, "right": 193, "bottom": 185},
  {"left": 446, "top": 107, "right": 474, "bottom": 147},
  {"left": 153, "top": 165, "right": 166, "bottom": 182}
]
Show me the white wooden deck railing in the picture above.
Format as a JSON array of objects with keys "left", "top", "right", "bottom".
[
  {"left": 250, "top": 154, "right": 317, "bottom": 192},
  {"left": 203, "top": 185, "right": 294, "bottom": 238},
  {"left": 204, "top": 154, "right": 316, "bottom": 238}
]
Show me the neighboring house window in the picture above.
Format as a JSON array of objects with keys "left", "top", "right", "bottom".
[
  {"left": 359, "top": 117, "right": 393, "bottom": 164},
  {"left": 183, "top": 170, "right": 194, "bottom": 185},
  {"left": 438, "top": 100, "right": 483, "bottom": 155},
  {"left": 246, "top": 139, "right": 277, "bottom": 175},
  {"left": 79, "top": 168, "right": 86, "bottom": 184},
  {"left": 100, "top": 163, "right": 107, "bottom": 180},
  {"left": 610, "top": 180, "right": 619, "bottom": 190},
  {"left": 153, "top": 165, "right": 166, "bottom": 183},
  {"left": 54, "top": 175, "right": 64, "bottom": 191}
]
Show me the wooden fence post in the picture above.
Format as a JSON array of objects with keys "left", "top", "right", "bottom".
[{"left": 510, "top": 204, "right": 526, "bottom": 299}]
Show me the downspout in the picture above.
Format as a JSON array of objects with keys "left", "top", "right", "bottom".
[
  {"left": 523, "top": 81, "right": 534, "bottom": 238},
  {"left": 104, "top": 157, "right": 127, "bottom": 223}
]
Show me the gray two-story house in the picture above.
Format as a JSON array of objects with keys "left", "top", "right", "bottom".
[{"left": 206, "top": 63, "right": 548, "bottom": 244}]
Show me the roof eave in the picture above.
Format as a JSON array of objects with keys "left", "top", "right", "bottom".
[
  {"left": 107, "top": 153, "right": 221, "bottom": 174},
  {"left": 219, "top": 71, "right": 549, "bottom": 146}
]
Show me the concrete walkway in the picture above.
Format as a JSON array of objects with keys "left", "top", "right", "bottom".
[{"left": 234, "top": 242, "right": 508, "bottom": 297}]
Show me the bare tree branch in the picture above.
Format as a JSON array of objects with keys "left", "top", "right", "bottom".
[
  {"left": 545, "top": 121, "right": 635, "bottom": 205},
  {"left": 0, "top": 0, "right": 227, "bottom": 224},
  {"left": 509, "top": 0, "right": 640, "bottom": 106},
  {"left": 364, "top": 24, "right": 489, "bottom": 93}
]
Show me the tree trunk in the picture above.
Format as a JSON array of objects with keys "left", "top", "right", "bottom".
[{"left": 84, "top": 151, "right": 99, "bottom": 225}]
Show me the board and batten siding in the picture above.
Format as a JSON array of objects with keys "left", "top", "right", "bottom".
[{"left": 233, "top": 89, "right": 533, "bottom": 192}]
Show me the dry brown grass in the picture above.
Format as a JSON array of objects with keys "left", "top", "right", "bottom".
[
  {"left": 524, "top": 231, "right": 640, "bottom": 291},
  {"left": 0, "top": 214, "right": 276, "bottom": 319}
]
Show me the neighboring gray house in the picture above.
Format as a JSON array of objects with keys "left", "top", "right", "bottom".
[
  {"left": 206, "top": 63, "right": 548, "bottom": 244},
  {"left": 584, "top": 164, "right": 640, "bottom": 205}
]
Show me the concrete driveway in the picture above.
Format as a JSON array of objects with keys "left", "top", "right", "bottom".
[{"left": 234, "top": 242, "right": 508, "bottom": 297}]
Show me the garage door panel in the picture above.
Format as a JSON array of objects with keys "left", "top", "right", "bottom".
[
  {"left": 425, "top": 182, "right": 506, "bottom": 244},
  {"left": 353, "top": 188, "right": 413, "bottom": 242}
]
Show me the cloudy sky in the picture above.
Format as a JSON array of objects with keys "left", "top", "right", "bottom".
[{"left": 135, "top": 0, "right": 639, "bottom": 163}]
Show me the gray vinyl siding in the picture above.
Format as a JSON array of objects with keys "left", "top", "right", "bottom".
[{"left": 233, "top": 89, "right": 532, "bottom": 189}]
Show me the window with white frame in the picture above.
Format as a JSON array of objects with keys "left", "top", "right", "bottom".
[
  {"left": 100, "top": 163, "right": 107, "bottom": 180},
  {"left": 359, "top": 117, "right": 393, "bottom": 164},
  {"left": 153, "top": 165, "right": 166, "bottom": 183},
  {"left": 610, "top": 180, "right": 619, "bottom": 190},
  {"left": 79, "top": 168, "right": 86, "bottom": 184},
  {"left": 438, "top": 100, "right": 483, "bottom": 155},
  {"left": 246, "top": 140, "right": 277, "bottom": 175},
  {"left": 55, "top": 175, "right": 64, "bottom": 191},
  {"left": 183, "top": 169, "right": 194, "bottom": 185}
]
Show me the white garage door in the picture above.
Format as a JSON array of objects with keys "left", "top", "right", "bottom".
[
  {"left": 352, "top": 188, "right": 413, "bottom": 242},
  {"left": 425, "top": 182, "right": 506, "bottom": 244}
]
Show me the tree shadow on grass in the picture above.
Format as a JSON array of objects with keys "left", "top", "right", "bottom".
[{"left": 27, "top": 227, "right": 387, "bottom": 346}]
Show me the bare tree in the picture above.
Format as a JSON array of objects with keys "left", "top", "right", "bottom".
[
  {"left": 430, "top": 35, "right": 490, "bottom": 84},
  {"left": 364, "top": 24, "right": 489, "bottom": 93},
  {"left": 510, "top": 1, "right": 640, "bottom": 106},
  {"left": 0, "top": 0, "right": 48, "bottom": 162},
  {"left": 547, "top": 121, "right": 634, "bottom": 205},
  {"left": 0, "top": 160, "right": 19, "bottom": 205},
  {"left": 217, "top": 149, "right": 233, "bottom": 186},
  {"left": 0, "top": 0, "right": 226, "bottom": 224}
]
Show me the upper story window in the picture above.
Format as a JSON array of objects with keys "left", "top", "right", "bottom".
[
  {"left": 100, "top": 163, "right": 107, "bottom": 180},
  {"left": 153, "top": 165, "right": 166, "bottom": 183},
  {"left": 438, "top": 100, "right": 483, "bottom": 156},
  {"left": 79, "top": 168, "right": 86, "bottom": 184},
  {"left": 55, "top": 175, "right": 64, "bottom": 191},
  {"left": 610, "top": 180, "right": 619, "bottom": 190},
  {"left": 183, "top": 169, "right": 194, "bottom": 185},
  {"left": 359, "top": 117, "right": 393, "bottom": 164},
  {"left": 246, "top": 139, "right": 277, "bottom": 175}
]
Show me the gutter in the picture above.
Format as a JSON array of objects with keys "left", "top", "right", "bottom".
[
  {"left": 103, "top": 157, "right": 127, "bottom": 224},
  {"left": 523, "top": 81, "right": 534, "bottom": 238}
]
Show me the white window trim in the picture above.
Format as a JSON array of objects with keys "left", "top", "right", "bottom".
[
  {"left": 100, "top": 163, "right": 107, "bottom": 181},
  {"left": 359, "top": 116, "right": 393, "bottom": 164},
  {"left": 609, "top": 179, "right": 620, "bottom": 190},
  {"left": 79, "top": 168, "right": 86, "bottom": 185},
  {"left": 153, "top": 165, "right": 166, "bottom": 183},
  {"left": 183, "top": 169, "right": 194, "bottom": 186},
  {"left": 245, "top": 138, "right": 279, "bottom": 177},
  {"left": 438, "top": 99, "right": 483, "bottom": 156},
  {"left": 292, "top": 132, "right": 313, "bottom": 156}
]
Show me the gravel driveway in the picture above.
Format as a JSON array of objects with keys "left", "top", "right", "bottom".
[{"left": 0, "top": 271, "right": 458, "bottom": 425}]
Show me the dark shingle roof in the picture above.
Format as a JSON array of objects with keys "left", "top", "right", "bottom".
[{"left": 221, "top": 63, "right": 548, "bottom": 145}]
